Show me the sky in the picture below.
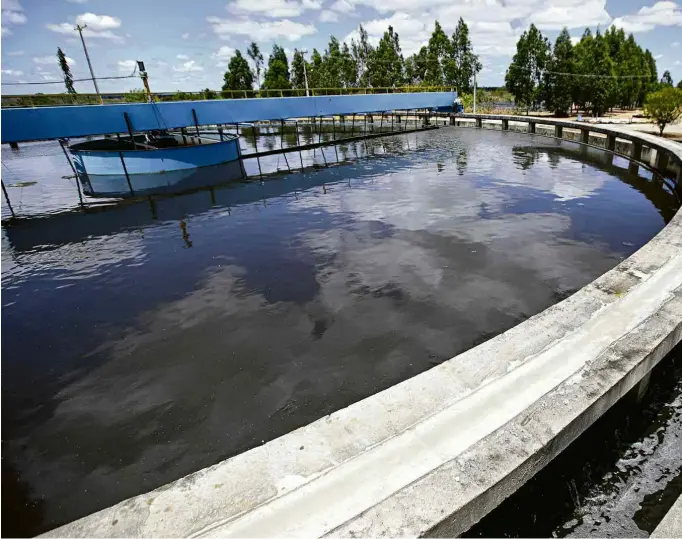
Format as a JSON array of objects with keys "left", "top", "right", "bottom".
[{"left": 1, "top": 0, "right": 681, "bottom": 94}]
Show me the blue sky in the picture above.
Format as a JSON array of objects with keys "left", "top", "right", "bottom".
[{"left": 1, "top": 0, "right": 681, "bottom": 93}]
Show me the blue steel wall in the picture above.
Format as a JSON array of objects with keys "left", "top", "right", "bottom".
[{"left": 1, "top": 92, "right": 455, "bottom": 143}]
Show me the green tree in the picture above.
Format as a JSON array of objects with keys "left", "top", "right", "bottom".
[
  {"left": 370, "top": 25, "right": 404, "bottom": 87},
  {"left": 448, "top": 18, "right": 481, "bottom": 93},
  {"left": 340, "top": 42, "right": 358, "bottom": 87},
  {"left": 572, "top": 28, "right": 594, "bottom": 111},
  {"left": 505, "top": 23, "right": 550, "bottom": 112},
  {"left": 222, "top": 50, "right": 254, "bottom": 92},
  {"left": 543, "top": 28, "right": 574, "bottom": 116},
  {"left": 678, "top": 80, "right": 682, "bottom": 90},
  {"left": 262, "top": 44, "right": 291, "bottom": 90},
  {"left": 57, "top": 47, "right": 76, "bottom": 94},
  {"left": 307, "top": 48, "right": 324, "bottom": 88},
  {"left": 322, "top": 36, "right": 343, "bottom": 88},
  {"left": 247, "top": 42, "right": 264, "bottom": 89},
  {"left": 643, "top": 86, "right": 682, "bottom": 135},
  {"left": 291, "top": 49, "right": 307, "bottom": 90},
  {"left": 425, "top": 21, "right": 449, "bottom": 85},
  {"left": 660, "top": 70, "right": 674, "bottom": 87},
  {"left": 644, "top": 49, "right": 658, "bottom": 96},
  {"left": 588, "top": 31, "right": 616, "bottom": 116},
  {"left": 351, "top": 25, "right": 374, "bottom": 86}
]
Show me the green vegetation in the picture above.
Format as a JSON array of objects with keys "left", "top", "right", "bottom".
[
  {"left": 222, "top": 50, "right": 254, "bottom": 92},
  {"left": 505, "top": 24, "right": 549, "bottom": 112},
  {"left": 506, "top": 24, "right": 659, "bottom": 116},
  {"left": 57, "top": 47, "right": 76, "bottom": 95},
  {"left": 221, "top": 19, "right": 480, "bottom": 94},
  {"left": 643, "top": 86, "right": 682, "bottom": 135},
  {"left": 124, "top": 89, "right": 147, "bottom": 102},
  {"left": 262, "top": 44, "right": 291, "bottom": 90}
]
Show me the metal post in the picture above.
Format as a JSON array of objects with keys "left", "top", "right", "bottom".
[
  {"left": 2, "top": 180, "right": 16, "bottom": 218},
  {"left": 119, "top": 152, "right": 135, "bottom": 196},
  {"left": 192, "top": 108, "right": 201, "bottom": 142},
  {"left": 380, "top": 112, "right": 384, "bottom": 132},
  {"left": 301, "top": 49, "right": 310, "bottom": 97},
  {"left": 318, "top": 116, "right": 328, "bottom": 167},
  {"left": 218, "top": 126, "right": 224, "bottom": 141},
  {"left": 280, "top": 119, "right": 291, "bottom": 172},
  {"left": 351, "top": 114, "right": 355, "bottom": 136},
  {"left": 59, "top": 139, "right": 84, "bottom": 206},
  {"left": 391, "top": 112, "right": 394, "bottom": 132},
  {"left": 295, "top": 121, "right": 304, "bottom": 170},
  {"left": 252, "top": 124, "right": 263, "bottom": 178},
  {"left": 123, "top": 112, "right": 135, "bottom": 147},
  {"left": 473, "top": 71, "right": 477, "bottom": 114},
  {"left": 75, "top": 24, "right": 102, "bottom": 104}
]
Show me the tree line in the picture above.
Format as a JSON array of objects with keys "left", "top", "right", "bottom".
[
  {"left": 505, "top": 24, "right": 674, "bottom": 116},
  {"left": 221, "top": 18, "right": 482, "bottom": 94}
]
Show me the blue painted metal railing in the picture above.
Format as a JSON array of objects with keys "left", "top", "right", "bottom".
[{"left": 1, "top": 92, "right": 456, "bottom": 143}]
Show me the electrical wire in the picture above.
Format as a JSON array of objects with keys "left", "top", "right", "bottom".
[
  {"left": 1, "top": 65, "right": 138, "bottom": 86},
  {"left": 541, "top": 70, "right": 652, "bottom": 78}
]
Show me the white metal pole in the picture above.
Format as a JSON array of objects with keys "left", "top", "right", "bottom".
[
  {"left": 75, "top": 24, "right": 102, "bottom": 104},
  {"left": 301, "top": 49, "right": 310, "bottom": 97},
  {"left": 473, "top": 71, "right": 477, "bottom": 114}
]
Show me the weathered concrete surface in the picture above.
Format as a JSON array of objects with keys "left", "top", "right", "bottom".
[
  {"left": 44, "top": 119, "right": 682, "bottom": 539},
  {"left": 651, "top": 494, "right": 682, "bottom": 538}
]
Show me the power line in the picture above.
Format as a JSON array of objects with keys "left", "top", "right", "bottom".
[
  {"left": 1, "top": 67, "right": 138, "bottom": 86},
  {"left": 542, "top": 70, "right": 651, "bottom": 78}
]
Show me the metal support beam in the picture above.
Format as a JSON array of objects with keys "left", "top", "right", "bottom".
[
  {"left": 502, "top": 119, "right": 509, "bottom": 131},
  {"left": 581, "top": 128, "right": 589, "bottom": 144},
  {"left": 528, "top": 121, "right": 536, "bottom": 134},
  {"left": 554, "top": 125, "right": 563, "bottom": 138}
]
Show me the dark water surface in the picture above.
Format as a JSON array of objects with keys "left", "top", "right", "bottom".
[{"left": 2, "top": 128, "right": 678, "bottom": 536}]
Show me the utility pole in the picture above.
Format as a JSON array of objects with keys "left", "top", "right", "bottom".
[
  {"left": 473, "top": 71, "right": 477, "bottom": 114},
  {"left": 74, "top": 23, "right": 102, "bottom": 104},
  {"left": 137, "top": 61, "right": 152, "bottom": 102},
  {"left": 301, "top": 49, "right": 310, "bottom": 97}
]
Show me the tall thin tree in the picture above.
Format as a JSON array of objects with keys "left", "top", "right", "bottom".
[
  {"left": 57, "top": 47, "right": 76, "bottom": 94},
  {"left": 247, "top": 42, "right": 264, "bottom": 89}
]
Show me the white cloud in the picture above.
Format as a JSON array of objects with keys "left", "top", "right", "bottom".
[
  {"left": 673, "top": 41, "right": 680, "bottom": 46},
  {"left": 176, "top": 53, "right": 189, "bottom": 60},
  {"left": 319, "top": 9, "right": 339, "bottom": 22},
  {"left": 47, "top": 21, "right": 124, "bottom": 42},
  {"left": 2, "top": 10, "right": 26, "bottom": 24},
  {"left": 212, "top": 45, "right": 235, "bottom": 67},
  {"left": 611, "top": 1, "right": 682, "bottom": 33},
  {"left": 1, "top": 26, "right": 11, "bottom": 36},
  {"left": 34, "top": 55, "right": 76, "bottom": 65},
  {"left": 75, "top": 12, "right": 121, "bottom": 30},
  {"left": 227, "top": 0, "right": 321, "bottom": 17},
  {"left": 181, "top": 32, "right": 190, "bottom": 39},
  {"left": 67, "top": 0, "right": 90, "bottom": 3},
  {"left": 6, "top": 49, "right": 23, "bottom": 55},
  {"left": 330, "top": 0, "right": 354, "bottom": 13},
  {"left": 173, "top": 60, "right": 203, "bottom": 72},
  {"left": 654, "top": 53, "right": 664, "bottom": 59},
  {"left": 117, "top": 59, "right": 136, "bottom": 72},
  {"left": 1, "top": 68, "right": 23, "bottom": 75},
  {"left": 207, "top": 16, "right": 317, "bottom": 41},
  {"left": 529, "top": 0, "right": 610, "bottom": 29}
]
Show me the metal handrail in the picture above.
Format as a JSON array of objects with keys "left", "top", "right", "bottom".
[{"left": 1, "top": 86, "right": 456, "bottom": 108}]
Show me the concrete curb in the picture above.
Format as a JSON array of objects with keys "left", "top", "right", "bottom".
[
  {"left": 45, "top": 118, "right": 682, "bottom": 538},
  {"left": 651, "top": 494, "right": 682, "bottom": 538}
]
